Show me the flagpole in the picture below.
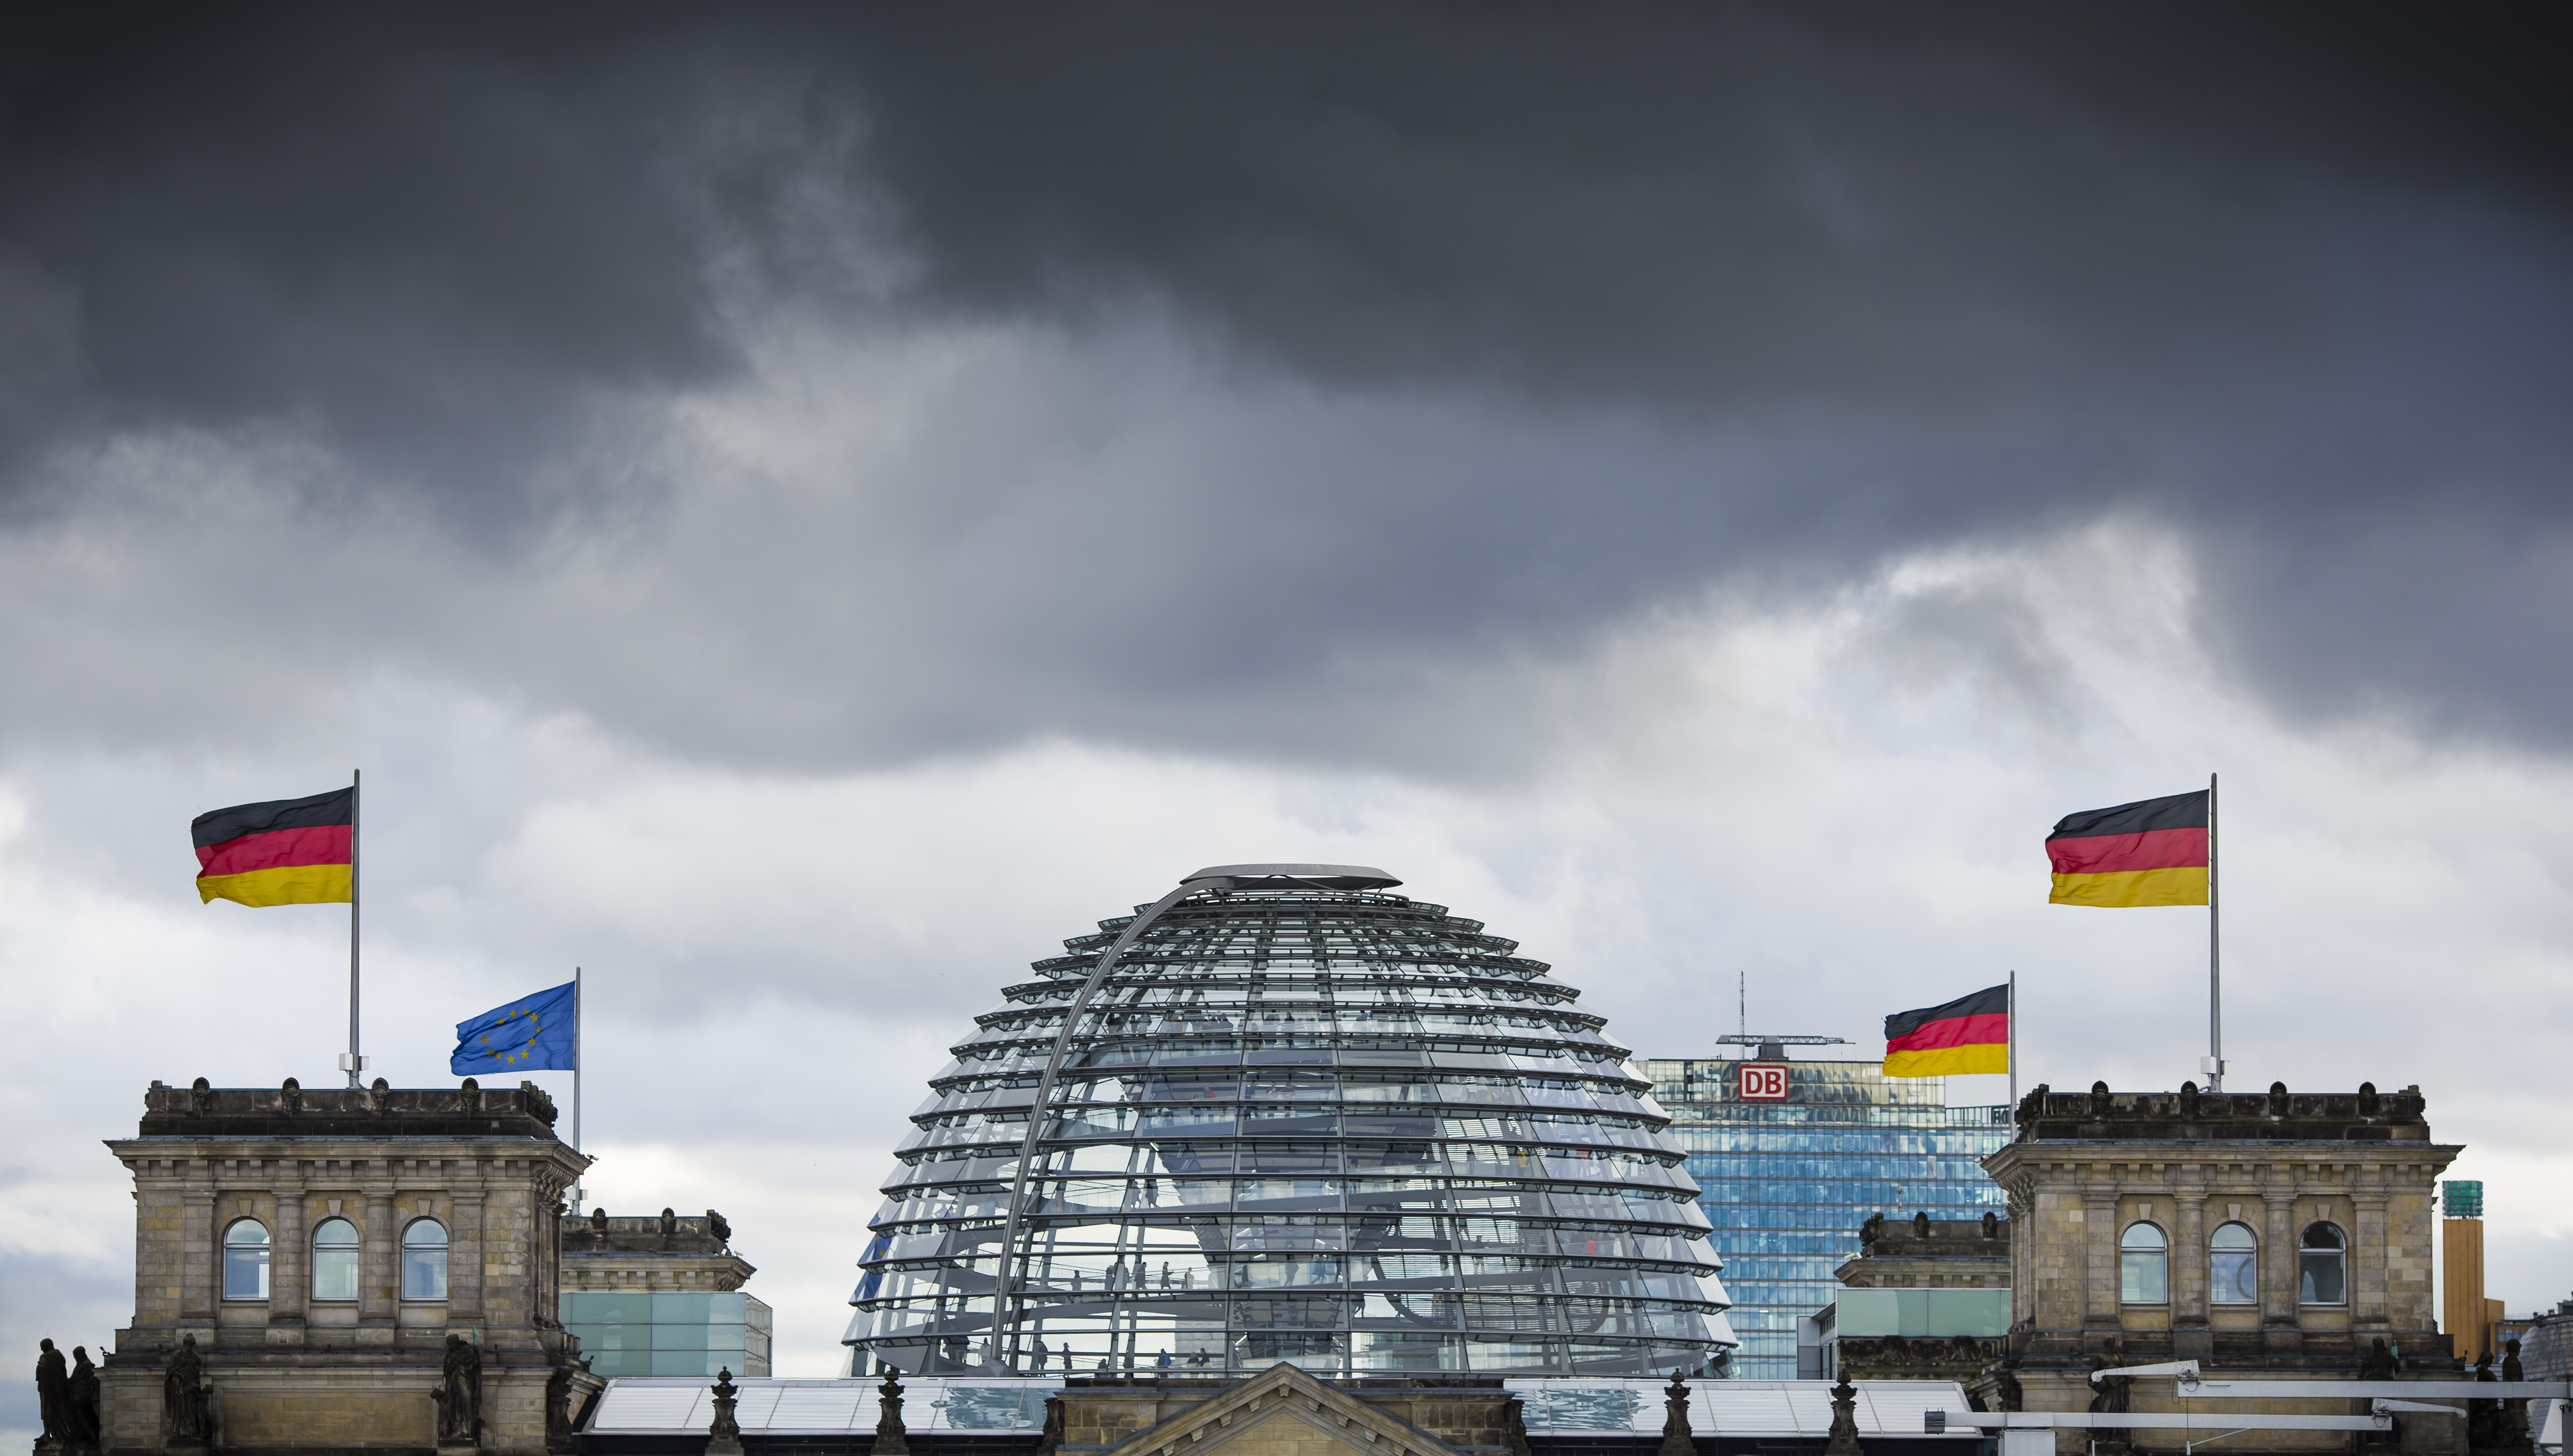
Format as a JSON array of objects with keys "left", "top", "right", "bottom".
[
  {"left": 572, "top": 965, "right": 584, "bottom": 1216},
  {"left": 345, "top": 768, "right": 362, "bottom": 1089},
  {"left": 2207, "top": 771, "right": 2222, "bottom": 1093},
  {"left": 2008, "top": 969, "right": 2017, "bottom": 1112}
]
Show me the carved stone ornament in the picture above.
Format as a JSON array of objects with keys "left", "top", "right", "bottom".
[
  {"left": 67, "top": 1345, "right": 102, "bottom": 1453},
  {"left": 1034, "top": 1394, "right": 1065, "bottom": 1456},
  {"left": 2269, "top": 1081, "right": 2291, "bottom": 1117},
  {"left": 1658, "top": 1371, "right": 1694, "bottom": 1456},
  {"left": 1980, "top": 1210, "right": 1999, "bottom": 1239},
  {"left": 2179, "top": 1080, "right": 2202, "bottom": 1118},
  {"left": 659, "top": 1208, "right": 678, "bottom": 1241},
  {"left": 1823, "top": 1377, "right": 1863, "bottom": 1456},
  {"left": 2360, "top": 1337, "right": 2398, "bottom": 1381},
  {"left": 163, "top": 1334, "right": 209, "bottom": 1446},
  {"left": 2359, "top": 1081, "right": 2382, "bottom": 1118},
  {"left": 433, "top": 1334, "right": 482, "bottom": 1446},
  {"left": 189, "top": 1077, "right": 213, "bottom": 1113},
  {"left": 2089, "top": 1081, "right": 2112, "bottom": 1118},
  {"left": 2014, "top": 1083, "right": 2049, "bottom": 1131},
  {"left": 706, "top": 1368, "right": 743, "bottom": 1456},
  {"left": 280, "top": 1077, "right": 303, "bottom": 1114},
  {"left": 36, "top": 1337, "right": 70, "bottom": 1448},
  {"left": 546, "top": 1365, "right": 576, "bottom": 1452},
  {"left": 369, "top": 1076, "right": 391, "bottom": 1112},
  {"left": 1913, "top": 1210, "right": 1932, "bottom": 1238},
  {"left": 876, "top": 1371, "right": 911, "bottom": 1456}
]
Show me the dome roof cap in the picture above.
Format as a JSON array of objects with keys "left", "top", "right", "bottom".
[{"left": 1182, "top": 862, "right": 1401, "bottom": 891}]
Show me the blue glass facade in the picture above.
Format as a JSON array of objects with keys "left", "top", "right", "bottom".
[{"left": 1634, "top": 1058, "right": 2009, "bottom": 1380}]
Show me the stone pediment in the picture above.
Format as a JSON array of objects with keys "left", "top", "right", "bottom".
[{"left": 1090, "top": 1365, "right": 1491, "bottom": 1456}]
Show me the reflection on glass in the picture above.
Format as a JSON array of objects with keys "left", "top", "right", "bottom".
[
  {"left": 402, "top": 1220, "right": 449, "bottom": 1301},
  {"left": 2300, "top": 1222, "right": 2347, "bottom": 1305},
  {"left": 2210, "top": 1221, "right": 2258, "bottom": 1305},
  {"left": 847, "top": 882, "right": 1729, "bottom": 1378},
  {"left": 223, "top": 1220, "right": 270, "bottom": 1300},
  {"left": 2121, "top": 1222, "right": 2169, "bottom": 1304},
  {"left": 312, "top": 1218, "right": 360, "bottom": 1302}
]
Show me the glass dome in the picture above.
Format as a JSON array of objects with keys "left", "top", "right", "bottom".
[{"left": 846, "top": 865, "right": 1733, "bottom": 1378}]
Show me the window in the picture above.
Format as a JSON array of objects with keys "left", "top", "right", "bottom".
[
  {"left": 2299, "top": 1222, "right": 2347, "bottom": 1305},
  {"left": 402, "top": 1220, "right": 449, "bottom": 1301},
  {"left": 2210, "top": 1221, "right": 2258, "bottom": 1305},
  {"left": 222, "top": 1220, "right": 270, "bottom": 1300},
  {"left": 312, "top": 1218, "right": 360, "bottom": 1301},
  {"left": 2120, "top": 1222, "right": 2168, "bottom": 1304}
]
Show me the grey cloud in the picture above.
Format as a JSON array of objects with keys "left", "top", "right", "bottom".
[{"left": 3, "top": 4, "right": 2571, "bottom": 765}]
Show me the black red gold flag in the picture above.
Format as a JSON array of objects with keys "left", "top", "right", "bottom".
[
  {"left": 193, "top": 788, "right": 354, "bottom": 907},
  {"left": 1883, "top": 984, "right": 2009, "bottom": 1077},
  {"left": 2046, "top": 790, "right": 2210, "bottom": 908}
]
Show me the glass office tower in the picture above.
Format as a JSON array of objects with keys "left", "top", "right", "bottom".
[
  {"left": 1634, "top": 1056, "right": 2009, "bottom": 1380},
  {"left": 848, "top": 864, "right": 1735, "bottom": 1379}
]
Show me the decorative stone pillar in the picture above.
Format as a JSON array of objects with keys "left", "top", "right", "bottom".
[
  {"left": 271, "top": 1189, "right": 308, "bottom": 1328},
  {"left": 2261, "top": 1181, "right": 2296, "bottom": 1325},
  {"left": 180, "top": 1186, "right": 219, "bottom": 1325},
  {"left": 449, "top": 1188, "right": 486, "bottom": 1321},
  {"left": 2354, "top": 1176, "right": 2391, "bottom": 1330},
  {"left": 2173, "top": 1174, "right": 2210, "bottom": 1337},
  {"left": 2084, "top": 1190, "right": 2120, "bottom": 1330},
  {"left": 360, "top": 1188, "right": 398, "bottom": 1329}
]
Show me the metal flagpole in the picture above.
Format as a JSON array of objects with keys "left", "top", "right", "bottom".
[
  {"left": 344, "top": 768, "right": 362, "bottom": 1088},
  {"left": 2008, "top": 969, "right": 2018, "bottom": 1112},
  {"left": 572, "top": 966, "right": 584, "bottom": 1216},
  {"left": 2207, "top": 771, "right": 2222, "bottom": 1093}
]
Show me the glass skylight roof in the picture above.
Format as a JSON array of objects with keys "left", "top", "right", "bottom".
[{"left": 845, "top": 870, "right": 1734, "bottom": 1378}]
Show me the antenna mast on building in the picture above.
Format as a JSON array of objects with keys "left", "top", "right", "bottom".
[{"left": 1718, "top": 1033, "right": 1851, "bottom": 1060}]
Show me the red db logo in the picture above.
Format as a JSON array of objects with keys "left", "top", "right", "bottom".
[{"left": 1737, "top": 1064, "right": 1790, "bottom": 1101}]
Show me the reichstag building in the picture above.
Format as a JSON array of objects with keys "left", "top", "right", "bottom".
[{"left": 844, "top": 863, "right": 1736, "bottom": 1379}]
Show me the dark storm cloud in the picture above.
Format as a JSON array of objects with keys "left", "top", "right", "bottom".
[{"left": 4, "top": 3, "right": 2571, "bottom": 758}]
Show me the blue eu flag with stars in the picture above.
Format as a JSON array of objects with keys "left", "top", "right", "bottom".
[{"left": 451, "top": 981, "right": 576, "bottom": 1074}]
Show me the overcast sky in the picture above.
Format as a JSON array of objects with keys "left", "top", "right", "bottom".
[{"left": 7, "top": 4, "right": 2573, "bottom": 1429}]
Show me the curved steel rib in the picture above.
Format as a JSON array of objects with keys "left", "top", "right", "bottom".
[{"left": 982, "top": 871, "right": 1232, "bottom": 1367}]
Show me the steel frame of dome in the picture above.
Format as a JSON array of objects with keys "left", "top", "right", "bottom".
[{"left": 846, "top": 865, "right": 1735, "bottom": 1379}]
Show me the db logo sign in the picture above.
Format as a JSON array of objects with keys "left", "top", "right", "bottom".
[{"left": 1737, "top": 1064, "right": 1791, "bottom": 1101}]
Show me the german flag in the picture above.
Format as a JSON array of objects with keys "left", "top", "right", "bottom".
[
  {"left": 2047, "top": 789, "right": 2210, "bottom": 907},
  {"left": 193, "top": 788, "right": 353, "bottom": 907},
  {"left": 1884, "top": 984, "right": 2008, "bottom": 1077}
]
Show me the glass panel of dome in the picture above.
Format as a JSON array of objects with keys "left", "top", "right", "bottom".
[{"left": 847, "top": 865, "right": 1732, "bottom": 1379}]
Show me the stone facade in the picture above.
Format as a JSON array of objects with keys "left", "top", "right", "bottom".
[
  {"left": 99, "top": 1078, "right": 601, "bottom": 1456},
  {"left": 1827, "top": 1211, "right": 2011, "bottom": 1383},
  {"left": 559, "top": 1211, "right": 753, "bottom": 1294},
  {"left": 1051, "top": 1363, "right": 1524, "bottom": 1456},
  {"left": 1971, "top": 1080, "right": 2463, "bottom": 1455}
]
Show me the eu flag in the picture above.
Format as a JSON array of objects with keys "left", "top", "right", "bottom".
[{"left": 452, "top": 981, "right": 576, "bottom": 1074}]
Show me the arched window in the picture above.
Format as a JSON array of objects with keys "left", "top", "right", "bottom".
[
  {"left": 312, "top": 1217, "right": 360, "bottom": 1302},
  {"left": 2120, "top": 1222, "right": 2168, "bottom": 1304},
  {"left": 2299, "top": 1222, "right": 2347, "bottom": 1305},
  {"left": 2209, "top": 1221, "right": 2258, "bottom": 1305},
  {"left": 222, "top": 1220, "right": 270, "bottom": 1300},
  {"left": 401, "top": 1220, "right": 449, "bottom": 1301}
]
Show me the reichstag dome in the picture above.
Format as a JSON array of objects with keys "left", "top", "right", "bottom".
[{"left": 845, "top": 864, "right": 1735, "bottom": 1379}]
